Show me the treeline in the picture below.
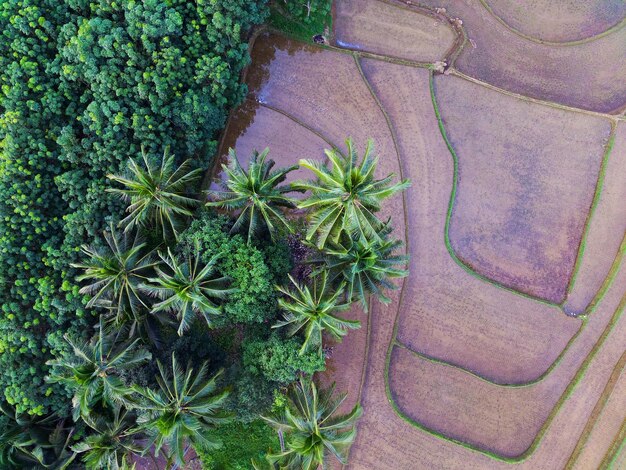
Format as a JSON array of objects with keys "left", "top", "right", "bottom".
[{"left": 0, "top": 0, "right": 269, "bottom": 414}]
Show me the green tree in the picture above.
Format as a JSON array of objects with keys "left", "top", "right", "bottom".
[
  {"left": 72, "top": 406, "right": 143, "bottom": 470},
  {"left": 261, "top": 377, "right": 362, "bottom": 469},
  {"left": 132, "top": 354, "right": 231, "bottom": 467},
  {"left": 321, "top": 230, "right": 408, "bottom": 308},
  {"left": 47, "top": 318, "right": 151, "bottom": 421},
  {"left": 142, "top": 246, "right": 235, "bottom": 335},
  {"left": 0, "top": 402, "right": 76, "bottom": 469},
  {"left": 206, "top": 148, "right": 299, "bottom": 243},
  {"left": 72, "top": 225, "right": 158, "bottom": 329},
  {"left": 273, "top": 272, "right": 359, "bottom": 354},
  {"left": 108, "top": 148, "right": 202, "bottom": 240},
  {"left": 295, "top": 138, "right": 409, "bottom": 248}
]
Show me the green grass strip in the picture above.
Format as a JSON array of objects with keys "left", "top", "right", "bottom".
[
  {"left": 565, "top": 126, "right": 616, "bottom": 302},
  {"left": 565, "top": 351, "right": 626, "bottom": 469},
  {"left": 601, "top": 420, "right": 626, "bottom": 469}
]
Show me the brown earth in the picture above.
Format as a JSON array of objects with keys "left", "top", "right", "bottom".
[
  {"left": 418, "top": 0, "right": 626, "bottom": 113},
  {"left": 567, "top": 351, "right": 626, "bottom": 470},
  {"left": 363, "top": 60, "right": 581, "bottom": 384},
  {"left": 481, "top": 0, "right": 626, "bottom": 43},
  {"left": 437, "top": 74, "right": 611, "bottom": 303},
  {"left": 564, "top": 122, "right": 626, "bottom": 314},
  {"left": 203, "top": 1, "right": 626, "bottom": 467},
  {"left": 333, "top": 0, "right": 455, "bottom": 62}
]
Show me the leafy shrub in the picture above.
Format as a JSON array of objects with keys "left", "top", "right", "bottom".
[
  {"left": 197, "top": 420, "right": 279, "bottom": 470},
  {"left": 242, "top": 334, "right": 326, "bottom": 384},
  {"left": 179, "top": 213, "right": 284, "bottom": 325}
]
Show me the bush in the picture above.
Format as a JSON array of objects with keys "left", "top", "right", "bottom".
[
  {"left": 0, "top": 0, "right": 269, "bottom": 414},
  {"left": 197, "top": 420, "right": 279, "bottom": 470},
  {"left": 242, "top": 333, "right": 326, "bottom": 384},
  {"left": 178, "top": 213, "right": 288, "bottom": 325}
]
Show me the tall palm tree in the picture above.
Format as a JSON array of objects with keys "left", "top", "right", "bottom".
[
  {"left": 108, "top": 147, "right": 202, "bottom": 240},
  {"left": 46, "top": 318, "right": 151, "bottom": 421},
  {"left": 261, "top": 377, "right": 362, "bottom": 470},
  {"left": 131, "top": 354, "right": 231, "bottom": 467},
  {"left": 72, "top": 225, "right": 159, "bottom": 330},
  {"left": 141, "top": 245, "right": 235, "bottom": 335},
  {"left": 0, "top": 402, "right": 76, "bottom": 469},
  {"left": 273, "top": 271, "right": 360, "bottom": 354},
  {"left": 72, "top": 406, "right": 143, "bottom": 470},
  {"left": 321, "top": 229, "right": 408, "bottom": 308},
  {"left": 294, "top": 138, "right": 409, "bottom": 249},
  {"left": 206, "top": 148, "right": 299, "bottom": 243}
]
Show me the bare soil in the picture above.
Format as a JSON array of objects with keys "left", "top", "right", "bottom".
[
  {"left": 213, "top": 3, "right": 626, "bottom": 467},
  {"left": 437, "top": 74, "right": 611, "bottom": 303},
  {"left": 333, "top": 0, "right": 455, "bottom": 62},
  {"left": 418, "top": 0, "right": 626, "bottom": 113},
  {"left": 483, "top": 0, "right": 626, "bottom": 43}
]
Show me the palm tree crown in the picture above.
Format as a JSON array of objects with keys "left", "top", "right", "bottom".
[
  {"left": 262, "top": 377, "right": 362, "bottom": 470},
  {"left": 72, "top": 406, "right": 143, "bottom": 470},
  {"left": 141, "top": 245, "right": 235, "bottom": 335},
  {"left": 295, "top": 138, "right": 409, "bottom": 249},
  {"left": 206, "top": 148, "right": 299, "bottom": 243},
  {"left": 273, "top": 272, "right": 360, "bottom": 354},
  {"left": 47, "top": 318, "right": 151, "bottom": 421},
  {"left": 108, "top": 147, "right": 202, "bottom": 240},
  {"left": 131, "top": 354, "right": 231, "bottom": 466},
  {"left": 321, "top": 229, "right": 408, "bottom": 308},
  {"left": 72, "top": 225, "right": 158, "bottom": 327}
]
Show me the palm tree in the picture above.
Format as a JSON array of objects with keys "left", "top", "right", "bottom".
[
  {"left": 108, "top": 147, "right": 202, "bottom": 240},
  {"left": 294, "top": 138, "right": 409, "bottom": 249},
  {"left": 206, "top": 148, "right": 299, "bottom": 243},
  {"left": 261, "top": 377, "right": 362, "bottom": 469},
  {"left": 0, "top": 402, "right": 76, "bottom": 469},
  {"left": 320, "top": 228, "right": 408, "bottom": 308},
  {"left": 72, "top": 225, "right": 159, "bottom": 331},
  {"left": 141, "top": 245, "right": 235, "bottom": 335},
  {"left": 131, "top": 354, "right": 231, "bottom": 467},
  {"left": 46, "top": 318, "right": 151, "bottom": 421},
  {"left": 273, "top": 271, "right": 360, "bottom": 354},
  {"left": 72, "top": 406, "right": 143, "bottom": 470}
]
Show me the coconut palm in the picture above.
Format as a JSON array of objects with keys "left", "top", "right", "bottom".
[
  {"left": 108, "top": 147, "right": 202, "bottom": 240},
  {"left": 320, "top": 228, "right": 408, "bottom": 308},
  {"left": 273, "top": 271, "right": 360, "bottom": 354},
  {"left": 72, "top": 406, "right": 143, "bottom": 470},
  {"left": 261, "top": 377, "right": 362, "bottom": 470},
  {"left": 0, "top": 402, "right": 76, "bottom": 469},
  {"left": 72, "top": 225, "right": 159, "bottom": 329},
  {"left": 131, "top": 354, "right": 231, "bottom": 467},
  {"left": 294, "top": 138, "right": 409, "bottom": 249},
  {"left": 206, "top": 148, "right": 299, "bottom": 243},
  {"left": 46, "top": 318, "right": 151, "bottom": 421},
  {"left": 141, "top": 245, "right": 235, "bottom": 335}
]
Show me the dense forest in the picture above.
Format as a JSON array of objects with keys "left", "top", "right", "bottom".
[{"left": 0, "top": 0, "right": 408, "bottom": 468}]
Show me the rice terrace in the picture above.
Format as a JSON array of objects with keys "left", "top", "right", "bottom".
[
  {"left": 220, "top": 0, "right": 626, "bottom": 468},
  {"left": 0, "top": 0, "right": 624, "bottom": 469}
]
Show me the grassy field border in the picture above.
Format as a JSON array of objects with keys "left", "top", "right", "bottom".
[
  {"left": 565, "top": 351, "right": 626, "bottom": 469},
  {"left": 564, "top": 126, "right": 616, "bottom": 304},
  {"left": 379, "top": 71, "right": 626, "bottom": 461}
]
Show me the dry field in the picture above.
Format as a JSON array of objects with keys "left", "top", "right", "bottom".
[{"left": 215, "top": 0, "right": 626, "bottom": 467}]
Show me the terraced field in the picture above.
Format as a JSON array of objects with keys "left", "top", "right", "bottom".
[{"left": 215, "top": 0, "right": 626, "bottom": 467}]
